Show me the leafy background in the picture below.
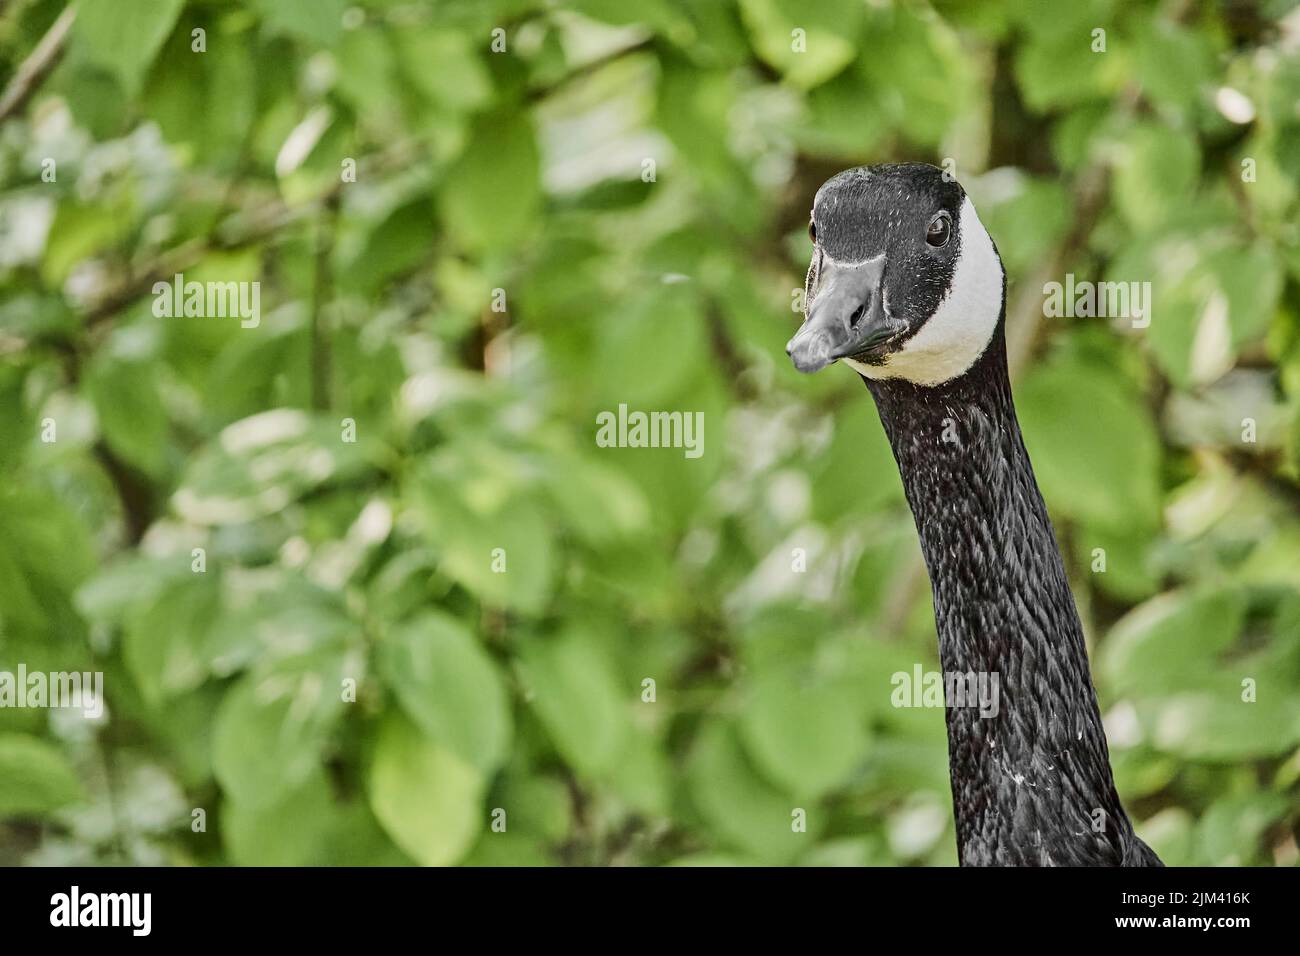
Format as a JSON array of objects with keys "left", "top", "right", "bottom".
[{"left": 1, "top": 0, "right": 1298, "bottom": 867}]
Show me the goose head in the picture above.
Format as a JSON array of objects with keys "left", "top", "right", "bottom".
[{"left": 786, "top": 163, "right": 1005, "bottom": 387}]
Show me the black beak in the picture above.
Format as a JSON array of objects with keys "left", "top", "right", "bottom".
[{"left": 786, "top": 254, "right": 906, "bottom": 373}]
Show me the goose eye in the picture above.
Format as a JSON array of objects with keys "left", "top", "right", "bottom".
[
  {"left": 808, "top": 220, "right": 817, "bottom": 243},
  {"left": 926, "top": 213, "right": 951, "bottom": 248}
]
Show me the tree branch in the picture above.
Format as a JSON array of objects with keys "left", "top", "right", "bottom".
[
  {"left": 79, "top": 139, "right": 420, "bottom": 332},
  {"left": 309, "top": 195, "right": 339, "bottom": 411},
  {"left": 525, "top": 36, "right": 655, "bottom": 104},
  {"left": 0, "top": 4, "right": 76, "bottom": 123}
]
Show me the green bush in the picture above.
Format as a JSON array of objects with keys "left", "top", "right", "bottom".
[{"left": 0, "top": 0, "right": 1297, "bottom": 866}]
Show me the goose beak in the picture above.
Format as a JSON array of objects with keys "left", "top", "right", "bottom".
[{"left": 786, "top": 254, "right": 906, "bottom": 373}]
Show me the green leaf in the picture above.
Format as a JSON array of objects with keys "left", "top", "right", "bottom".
[
  {"left": 1142, "top": 241, "right": 1282, "bottom": 387},
  {"left": 1075, "top": 524, "right": 1160, "bottom": 603},
  {"left": 250, "top": 0, "right": 348, "bottom": 47},
  {"left": 687, "top": 723, "right": 819, "bottom": 863},
  {"left": 593, "top": 284, "right": 709, "bottom": 409},
  {"left": 396, "top": 29, "right": 491, "bottom": 113},
  {"left": 438, "top": 109, "right": 541, "bottom": 252},
  {"left": 975, "top": 176, "right": 1070, "bottom": 276},
  {"left": 1211, "top": 244, "right": 1282, "bottom": 348},
  {"left": 517, "top": 631, "right": 628, "bottom": 777},
  {"left": 1131, "top": 19, "right": 1215, "bottom": 114},
  {"left": 539, "top": 450, "right": 650, "bottom": 546},
  {"left": 1011, "top": 0, "right": 1123, "bottom": 112},
  {"left": 76, "top": 554, "right": 188, "bottom": 626},
  {"left": 490, "top": 774, "right": 572, "bottom": 842},
  {"left": 1135, "top": 807, "right": 1194, "bottom": 867},
  {"left": 223, "top": 772, "right": 336, "bottom": 866},
  {"left": 606, "top": 727, "right": 672, "bottom": 816},
  {"left": 810, "top": 399, "right": 904, "bottom": 522},
  {"left": 331, "top": 26, "right": 399, "bottom": 116},
  {"left": 656, "top": 63, "right": 748, "bottom": 205},
  {"left": 59, "top": 64, "right": 127, "bottom": 138},
  {"left": 1195, "top": 793, "right": 1290, "bottom": 865},
  {"left": 203, "top": 576, "right": 356, "bottom": 678},
  {"left": 0, "top": 488, "right": 94, "bottom": 641},
  {"left": 1112, "top": 124, "right": 1200, "bottom": 233},
  {"left": 72, "top": 0, "right": 185, "bottom": 94},
  {"left": 461, "top": 832, "right": 552, "bottom": 867},
  {"left": 212, "top": 649, "right": 352, "bottom": 806},
  {"left": 0, "top": 734, "right": 82, "bottom": 817},
  {"left": 124, "top": 575, "right": 221, "bottom": 705},
  {"left": 343, "top": 197, "right": 436, "bottom": 295},
  {"left": 800, "top": 835, "right": 892, "bottom": 867},
  {"left": 41, "top": 201, "right": 133, "bottom": 286},
  {"left": 856, "top": 5, "right": 975, "bottom": 145},
  {"left": 379, "top": 612, "right": 512, "bottom": 773},
  {"left": 1142, "top": 255, "right": 1214, "bottom": 389},
  {"left": 738, "top": 0, "right": 861, "bottom": 90},
  {"left": 738, "top": 672, "right": 869, "bottom": 799},
  {"left": 1111, "top": 748, "right": 1179, "bottom": 800},
  {"left": 173, "top": 410, "right": 378, "bottom": 525},
  {"left": 368, "top": 713, "right": 485, "bottom": 867},
  {"left": 1017, "top": 356, "right": 1162, "bottom": 531},
  {"left": 415, "top": 466, "right": 555, "bottom": 615},
  {"left": 862, "top": 739, "right": 952, "bottom": 797},
  {"left": 1100, "top": 589, "right": 1247, "bottom": 698},
  {"left": 142, "top": 20, "right": 257, "bottom": 171},
  {"left": 803, "top": 69, "right": 890, "bottom": 158},
  {"left": 1140, "top": 692, "right": 1300, "bottom": 761},
  {"left": 87, "top": 357, "right": 168, "bottom": 476},
  {"left": 569, "top": 0, "right": 696, "bottom": 38}
]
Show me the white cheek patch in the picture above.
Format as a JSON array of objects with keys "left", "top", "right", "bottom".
[{"left": 844, "top": 196, "right": 1003, "bottom": 387}]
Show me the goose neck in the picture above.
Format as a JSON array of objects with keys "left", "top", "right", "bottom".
[{"left": 864, "top": 333, "right": 1134, "bottom": 864}]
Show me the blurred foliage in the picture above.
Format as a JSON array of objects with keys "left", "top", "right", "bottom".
[{"left": 1, "top": 0, "right": 1299, "bottom": 867}]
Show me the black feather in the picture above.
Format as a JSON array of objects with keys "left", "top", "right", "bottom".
[{"left": 865, "top": 307, "right": 1161, "bottom": 867}]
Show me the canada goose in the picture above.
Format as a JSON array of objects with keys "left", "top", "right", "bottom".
[{"left": 787, "top": 163, "right": 1161, "bottom": 866}]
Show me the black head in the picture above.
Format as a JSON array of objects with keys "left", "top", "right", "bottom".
[{"left": 787, "top": 163, "right": 1005, "bottom": 386}]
